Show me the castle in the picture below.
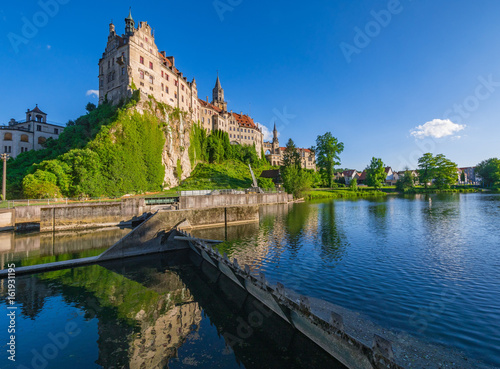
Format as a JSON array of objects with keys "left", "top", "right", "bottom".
[
  {"left": 98, "top": 10, "right": 264, "bottom": 157},
  {"left": 263, "top": 124, "right": 316, "bottom": 170}
]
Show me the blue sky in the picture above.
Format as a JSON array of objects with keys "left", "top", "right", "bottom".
[{"left": 1, "top": 0, "right": 499, "bottom": 170}]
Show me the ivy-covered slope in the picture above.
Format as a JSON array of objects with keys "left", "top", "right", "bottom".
[{"left": 8, "top": 94, "right": 190, "bottom": 199}]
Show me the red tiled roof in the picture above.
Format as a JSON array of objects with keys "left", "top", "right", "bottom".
[
  {"left": 232, "top": 112, "right": 257, "bottom": 129},
  {"left": 29, "top": 105, "right": 46, "bottom": 115},
  {"left": 384, "top": 166, "right": 393, "bottom": 173},
  {"left": 342, "top": 170, "right": 357, "bottom": 177},
  {"left": 357, "top": 171, "right": 367, "bottom": 181},
  {"left": 158, "top": 52, "right": 179, "bottom": 74},
  {"left": 198, "top": 99, "right": 222, "bottom": 113}
]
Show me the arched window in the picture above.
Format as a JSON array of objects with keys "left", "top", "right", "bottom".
[
  {"left": 4, "top": 133, "right": 12, "bottom": 141},
  {"left": 21, "top": 134, "right": 29, "bottom": 143},
  {"left": 38, "top": 136, "right": 46, "bottom": 145}
]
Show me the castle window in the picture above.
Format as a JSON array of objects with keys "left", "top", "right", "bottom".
[
  {"left": 174, "top": 93, "right": 177, "bottom": 99},
  {"left": 140, "top": 71, "right": 144, "bottom": 79},
  {"left": 149, "top": 62, "right": 153, "bottom": 70},
  {"left": 166, "top": 87, "right": 169, "bottom": 94},
  {"left": 21, "top": 134, "right": 29, "bottom": 143},
  {"left": 149, "top": 76, "right": 153, "bottom": 84},
  {"left": 100, "top": 79, "right": 103, "bottom": 87},
  {"left": 161, "top": 71, "right": 164, "bottom": 77},
  {"left": 182, "top": 96, "right": 184, "bottom": 102},
  {"left": 181, "top": 85, "right": 184, "bottom": 91},
  {"left": 161, "top": 83, "right": 164, "bottom": 90},
  {"left": 145, "top": 37, "right": 148, "bottom": 43},
  {"left": 122, "top": 67, "right": 125, "bottom": 75},
  {"left": 36, "top": 125, "right": 42, "bottom": 132},
  {"left": 54, "top": 128, "right": 59, "bottom": 134},
  {"left": 38, "top": 137, "right": 46, "bottom": 145},
  {"left": 166, "top": 75, "right": 169, "bottom": 81},
  {"left": 140, "top": 56, "right": 144, "bottom": 64},
  {"left": 4, "top": 133, "right": 12, "bottom": 141}
]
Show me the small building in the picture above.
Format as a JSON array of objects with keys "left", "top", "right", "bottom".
[
  {"left": 1, "top": 106, "right": 64, "bottom": 158},
  {"left": 263, "top": 124, "right": 316, "bottom": 170},
  {"left": 260, "top": 169, "right": 282, "bottom": 185},
  {"left": 385, "top": 167, "right": 396, "bottom": 185},
  {"left": 342, "top": 170, "right": 358, "bottom": 185}
]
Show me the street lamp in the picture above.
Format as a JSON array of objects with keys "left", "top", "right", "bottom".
[{"left": 1, "top": 153, "right": 9, "bottom": 201}]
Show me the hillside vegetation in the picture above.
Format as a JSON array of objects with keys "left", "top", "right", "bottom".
[
  {"left": 175, "top": 159, "right": 273, "bottom": 191},
  {"left": 8, "top": 94, "right": 174, "bottom": 199}
]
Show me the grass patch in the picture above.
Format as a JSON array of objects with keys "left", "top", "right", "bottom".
[{"left": 305, "top": 189, "right": 387, "bottom": 200}]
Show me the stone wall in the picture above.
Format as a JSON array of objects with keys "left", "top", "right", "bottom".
[
  {"left": 0, "top": 210, "right": 15, "bottom": 231},
  {"left": 98, "top": 206, "right": 259, "bottom": 261},
  {"left": 179, "top": 193, "right": 292, "bottom": 209},
  {"left": 22, "top": 198, "right": 147, "bottom": 232}
]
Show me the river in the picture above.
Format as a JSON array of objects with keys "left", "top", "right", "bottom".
[{"left": 1, "top": 193, "right": 499, "bottom": 368}]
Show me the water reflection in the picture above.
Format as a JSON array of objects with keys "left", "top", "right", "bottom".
[
  {"left": 316, "top": 202, "right": 348, "bottom": 264},
  {"left": 2, "top": 251, "right": 344, "bottom": 369},
  {"left": 0, "top": 227, "right": 131, "bottom": 268}
]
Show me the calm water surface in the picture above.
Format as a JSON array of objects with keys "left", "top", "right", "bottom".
[
  {"left": 1, "top": 194, "right": 499, "bottom": 368},
  {"left": 195, "top": 193, "right": 500, "bottom": 367}
]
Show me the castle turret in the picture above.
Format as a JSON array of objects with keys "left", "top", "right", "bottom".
[
  {"left": 272, "top": 123, "right": 279, "bottom": 153},
  {"left": 212, "top": 72, "right": 227, "bottom": 111},
  {"left": 125, "top": 8, "right": 135, "bottom": 36}
]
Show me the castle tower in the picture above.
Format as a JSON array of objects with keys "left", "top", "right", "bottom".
[
  {"left": 212, "top": 72, "right": 227, "bottom": 111},
  {"left": 272, "top": 122, "right": 279, "bottom": 153},
  {"left": 125, "top": 8, "right": 135, "bottom": 36},
  {"left": 26, "top": 105, "right": 47, "bottom": 123}
]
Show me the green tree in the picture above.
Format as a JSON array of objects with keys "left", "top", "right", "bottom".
[
  {"left": 314, "top": 132, "right": 344, "bottom": 188},
  {"left": 85, "top": 102, "right": 97, "bottom": 113},
  {"left": 349, "top": 178, "right": 358, "bottom": 191},
  {"left": 281, "top": 164, "right": 312, "bottom": 198},
  {"left": 22, "top": 170, "right": 62, "bottom": 199},
  {"left": 418, "top": 153, "right": 436, "bottom": 189},
  {"left": 433, "top": 154, "right": 458, "bottom": 189},
  {"left": 460, "top": 171, "right": 466, "bottom": 183},
  {"left": 396, "top": 170, "right": 415, "bottom": 192},
  {"left": 365, "top": 157, "right": 386, "bottom": 189},
  {"left": 257, "top": 177, "right": 275, "bottom": 189},
  {"left": 283, "top": 138, "right": 301, "bottom": 168},
  {"left": 476, "top": 158, "right": 500, "bottom": 187}
]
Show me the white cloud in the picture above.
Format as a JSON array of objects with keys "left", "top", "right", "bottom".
[
  {"left": 86, "top": 90, "right": 99, "bottom": 98},
  {"left": 257, "top": 123, "right": 274, "bottom": 141},
  {"left": 410, "top": 119, "right": 466, "bottom": 139}
]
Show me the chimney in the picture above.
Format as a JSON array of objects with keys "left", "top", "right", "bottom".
[
  {"left": 240, "top": 111, "right": 243, "bottom": 115},
  {"left": 167, "top": 56, "right": 175, "bottom": 67},
  {"left": 206, "top": 96, "right": 209, "bottom": 103},
  {"left": 160, "top": 51, "right": 166, "bottom": 57}
]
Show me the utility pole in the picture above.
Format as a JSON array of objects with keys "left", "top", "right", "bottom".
[{"left": 1, "top": 153, "right": 8, "bottom": 202}]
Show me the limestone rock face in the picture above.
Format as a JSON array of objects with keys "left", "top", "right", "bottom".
[{"left": 136, "top": 98, "right": 194, "bottom": 189}]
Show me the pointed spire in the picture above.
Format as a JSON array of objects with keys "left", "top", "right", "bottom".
[
  {"left": 126, "top": 7, "right": 133, "bottom": 21},
  {"left": 215, "top": 70, "right": 222, "bottom": 89},
  {"left": 273, "top": 122, "right": 277, "bottom": 131}
]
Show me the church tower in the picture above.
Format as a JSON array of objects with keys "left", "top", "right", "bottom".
[
  {"left": 212, "top": 72, "right": 227, "bottom": 111},
  {"left": 272, "top": 122, "right": 279, "bottom": 153},
  {"left": 125, "top": 8, "right": 135, "bottom": 36}
]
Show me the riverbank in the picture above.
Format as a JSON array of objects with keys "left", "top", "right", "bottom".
[{"left": 304, "top": 189, "right": 387, "bottom": 200}]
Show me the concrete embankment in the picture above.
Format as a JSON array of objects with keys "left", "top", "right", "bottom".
[{"left": 3, "top": 193, "right": 292, "bottom": 232}]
